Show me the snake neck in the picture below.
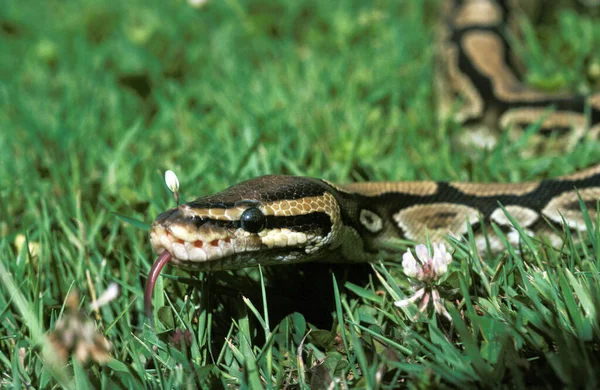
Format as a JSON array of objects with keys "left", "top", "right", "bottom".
[{"left": 334, "top": 165, "right": 600, "bottom": 260}]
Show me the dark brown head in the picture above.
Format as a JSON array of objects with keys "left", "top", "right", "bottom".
[{"left": 149, "top": 175, "right": 344, "bottom": 271}]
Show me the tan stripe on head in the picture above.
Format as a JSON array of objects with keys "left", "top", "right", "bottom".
[
  {"left": 186, "top": 193, "right": 339, "bottom": 221},
  {"left": 184, "top": 204, "right": 245, "bottom": 221}
]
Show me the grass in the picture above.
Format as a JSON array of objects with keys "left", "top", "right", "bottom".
[{"left": 1, "top": 0, "right": 600, "bottom": 388}]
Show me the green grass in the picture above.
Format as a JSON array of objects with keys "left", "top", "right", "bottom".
[{"left": 1, "top": 0, "right": 600, "bottom": 388}]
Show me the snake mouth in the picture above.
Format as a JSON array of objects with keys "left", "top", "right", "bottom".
[
  {"left": 149, "top": 206, "right": 262, "bottom": 268},
  {"left": 146, "top": 208, "right": 249, "bottom": 323},
  {"left": 150, "top": 224, "right": 239, "bottom": 265}
]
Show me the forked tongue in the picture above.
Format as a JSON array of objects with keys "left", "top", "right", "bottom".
[{"left": 144, "top": 251, "right": 173, "bottom": 325}]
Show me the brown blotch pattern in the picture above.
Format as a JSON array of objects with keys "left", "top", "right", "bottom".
[
  {"left": 393, "top": 203, "right": 481, "bottom": 242},
  {"left": 542, "top": 188, "right": 600, "bottom": 228},
  {"left": 490, "top": 205, "right": 539, "bottom": 228}
]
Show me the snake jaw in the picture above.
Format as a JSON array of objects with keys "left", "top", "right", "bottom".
[
  {"left": 150, "top": 199, "right": 338, "bottom": 269},
  {"left": 150, "top": 222, "right": 257, "bottom": 267}
]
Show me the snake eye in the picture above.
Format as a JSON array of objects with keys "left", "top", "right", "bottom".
[{"left": 240, "top": 207, "right": 266, "bottom": 233}]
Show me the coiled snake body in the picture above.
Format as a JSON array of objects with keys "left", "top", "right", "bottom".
[{"left": 145, "top": 0, "right": 600, "bottom": 317}]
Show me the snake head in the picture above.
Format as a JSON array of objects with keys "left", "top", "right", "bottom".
[
  {"left": 146, "top": 175, "right": 343, "bottom": 321},
  {"left": 149, "top": 175, "right": 343, "bottom": 271}
]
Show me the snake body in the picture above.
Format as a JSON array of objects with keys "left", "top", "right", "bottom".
[
  {"left": 145, "top": 0, "right": 600, "bottom": 317},
  {"left": 438, "top": 0, "right": 600, "bottom": 146}
]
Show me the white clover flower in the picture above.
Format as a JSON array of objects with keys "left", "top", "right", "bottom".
[
  {"left": 395, "top": 243, "right": 453, "bottom": 321},
  {"left": 401, "top": 243, "right": 452, "bottom": 282},
  {"left": 165, "top": 170, "right": 179, "bottom": 193},
  {"left": 164, "top": 170, "right": 180, "bottom": 205},
  {"left": 188, "top": 0, "right": 209, "bottom": 7},
  {"left": 89, "top": 283, "right": 120, "bottom": 311},
  {"left": 431, "top": 289, "right": 451, "bottom": 321}
]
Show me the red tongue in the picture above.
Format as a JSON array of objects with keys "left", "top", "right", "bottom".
[{"left": 144, "top": 251, "right": 173, "bottom": 324}]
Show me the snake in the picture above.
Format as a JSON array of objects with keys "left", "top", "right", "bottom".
[{"left": 144, "top": 0, "right": 600, "bottom": 318}]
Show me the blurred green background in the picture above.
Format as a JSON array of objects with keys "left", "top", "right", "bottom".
[{"left": 1, "top": 0, "right": 600, "bottom": 388}]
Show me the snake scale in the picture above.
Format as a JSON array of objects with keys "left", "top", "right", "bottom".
[{"left": 145, "top": 0, "right": 600, "bottom": 317}]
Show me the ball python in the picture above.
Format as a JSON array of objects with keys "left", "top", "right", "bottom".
[{"left": 145, "top": 0, "right": 600, "bottom": 318}]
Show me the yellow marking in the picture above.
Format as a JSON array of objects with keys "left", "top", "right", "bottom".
[
  {"left": 542, "top": 188, "right": 600, "bottom": 228},
  {"left": 187, "top": 206, "right": 244, "bottom": 221},
  {"left": 590, "top": 123, "right": 600, "bottom": 138},
  {"left": 261, "top": 193, "right": 338, "bottom": 218},
  {"left": 442, "top": 45, "right": 484, "bottom": 122},
  {"left": 187, "top": 193, "right": 338, "bottom": 220},
  {"left": 341, "top": 181, "right": 438, "bottom": 196},
  {"left": 450, "top": 181, "right": 539, "bottom": 196},
  {"left": 259, "top": 228, "right": 309, "bottom": 249},
  {"left": 474, "top": 233, "right": 505, "bottom": 253},
  {"left": 453, "top": 0, "right": 503, "bottom": 28},
  {"left": 393, "top": 203, "right": 481, "bottom": 242},
  {"left": 500, "top": 108, "right": 587, "bottom": 138},
  {"left": 208, "top": 208, "right": 226, "bottom": 216},
  {"left": 168, "top": 224, "right": 198, "bottom": 243},
  {"left": 558, "top": 164, "right": 600, "bottom": 181},
  {"left": 359, "top": 209, "right": 383, "bottom": 233},
  {"left": 587, "top": 94, "right": 600, "bottom": 137},
  {"left": 490, "top": 206, "right": 539, "bottom": 227},
  {"left": 224, "top": 208, "right": 245, "bottom": 220},
  {"left": 589, "top": 94, "right": 600, "bottom": 110},
  {"left": 461, "top": 32, "right": 571, "bottom": 102}
]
